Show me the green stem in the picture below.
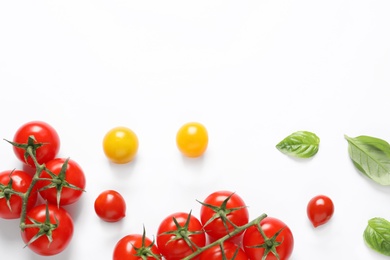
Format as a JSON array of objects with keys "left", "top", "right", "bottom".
[
  {"left": 182, "top": 213, "right": 267, "bottom": 260},
  {"left": 19, "top": 146, "right": 45, "bottom": 231}
]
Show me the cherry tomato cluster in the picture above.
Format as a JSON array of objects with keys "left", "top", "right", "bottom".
[
  {"left": 0, "top": 121, "right": 86, "bottom": 256},
  {"left": 113, "top": 190, "right": 294, "bottom": 260}
]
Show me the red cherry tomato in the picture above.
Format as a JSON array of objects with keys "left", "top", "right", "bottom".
[
  {"left": 21, "top": 204, "right": 74, "bottom": 256},
  {"left": 113, "top": 233, "right": 161, "bottom": 260},
  {"left": 307, "top": 194, "right": 334, "bottom": 227},
  {"left": 36, "top": 158, "right": 86, "bottom": 206},
  {"left": 0, "top": 170, "right": 38, "bottom": 219},
  {"left": 12, "top": 121, "right": 60, "bottom": 167},
  {"left": 243, "top": 217, "right": 294, "bottom": 260},
  {"left": 200, "top": 191, "right": 249, "bottom": 243},
  {"left": 157, "top": 212, "right": 206, "bottom": 260},
  {"left": 94, "top": 190, "right": 126, "bottom": 222},
  {"left": 199, "top": 241, "right": 248, "bottom": 260}
]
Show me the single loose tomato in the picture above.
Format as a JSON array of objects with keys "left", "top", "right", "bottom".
[
  {"left": 36, "top": 158, "right": 86, "bottom": 206},
  {"left": 12, "top": 121, "right": 60, "bottom": 167},
  {"left": 113, "top": 233, "right": 161, "bottom": 260},
  {"left": 102, "top": 126, "right": 139, "bottom": 164},
  {"left": 243, "top": 217, "right": 294, "bottom": 260},
  {"left": 199, "top": 191, "right": 249, "bottom": 243},
  {"left": 199, "top": 241, "right": 248, "bottom": 260},
  {"left": 21, "top": 204, "right": 74, "bottom": 256},
  {"left": 307, "top": 194, "right": 334, "bottom": 227},
  {"left": 0, "top": 170, "right": 38, "bottom": 219},
  {"left": 157, "top": 211, "right": 206, "bottom": 260},
  {"left": 176, "top": 122, "right": 208, "bottom": 158},
  {"left": 94, "top": 190, "right": 126, "bottom": 222}
]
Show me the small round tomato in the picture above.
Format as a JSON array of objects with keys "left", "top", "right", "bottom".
[
  {"left": 36, "top": 158, "right": 86, "bottom": 206},
  {"left": 0, "top": 170, "right": 38, "bottom": 219},
  {"left": 243, "top": 217, "right": 294, "bottom": 260},
  {"left": 199, "top": 191, "right": 249, "bottom": 243},
  {"left": 113, "top": 233, "right": 161, "bottom": 260},
  {"left": 102, "top": 126, "right": 139, "bottom": 164},
  {"left": 176, "top": 122, "right": 208, "bottom": 158},
  {"left": 307, "top": 194, "right": 334, "bottom": 228},
  {"left": 157, "top": 212, "right": 206, "bottom": 260},
  {"left": 12, "top": 121, "right": 60, "bottom": 167},
  {"left": 94, "top": 190, "right": 126, "bottom": 222},
  {"left": 21, "top": 204, "right": 74, "bottom": 256},
  {"left": 200, "top": 241, "right": 248, "bottom": 260}
]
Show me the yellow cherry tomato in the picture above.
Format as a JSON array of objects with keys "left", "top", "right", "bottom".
[
  {"left": 102, "top": 126, "right": 139, "bottom": 164},
  {"left": 176, "top": 122, "right": 208, "bottom": 158}
]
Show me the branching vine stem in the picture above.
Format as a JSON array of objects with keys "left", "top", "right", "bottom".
[{"left": 182, "top": 213, "right": 267, "bottom": 260}]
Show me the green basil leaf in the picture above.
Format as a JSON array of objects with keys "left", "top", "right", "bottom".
[
  {"left": 345, "top": 135, "right": 390, "bottom": 185},
  {"left": 276, "top": 131, "right": 320, "bottom": 158},
  {"left": 363, "top": 217, "right": 390, "bottom": 256}
]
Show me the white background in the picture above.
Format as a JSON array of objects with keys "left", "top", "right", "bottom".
[{"left": 1, "top": 1, "right": 390, "bottom": 259}]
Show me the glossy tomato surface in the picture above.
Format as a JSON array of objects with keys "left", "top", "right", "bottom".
[
  {"left": 157, "top": 212, "right": 206, "bottom": 260},
  {"left": 176, "top": 122, "right": 208, "bottom": 158},
  {"left": 113, "top": 234, "right": 161, "bottom": 260},
  {"left": 36, "top": 158, "right": 86, "bottom": 206},
  {"left": 21, "top": 204, "right": 74, "bottom": 256},
  {"left": 102, "top": 126, "right": 139, "bottom": 164},
  {"left": 200, "top": 241, "right": 248, "bottom": 260},
  {"left": 243, "top": 217, "right": 294, "bottom": 260},
  {"left": 94, "top": 190, "right": 126, "bottom": 222},
  {"left": 200, "top": 191, "right": 249, "bottom": 242},
  {"left": 12, "top": 121, "right": 60, "bottom": 167},
  {"left": 307, "top": 194, "right": 334, "bottom": 228},
  {"left": 0, "top": 170, "right": 38, "bottom": 219}
]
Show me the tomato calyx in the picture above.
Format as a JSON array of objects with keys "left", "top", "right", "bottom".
[
  {"left": 22, "top": 203, "right": 58, "bottom": 247},
  {"left": 246, "top": 224, "right": 285, "bottom": 260},
  {"left": 4, "top": 136, "right": 46, "bottom": 166},
  {"left": 198, "top": 192, "right": 247, "bottom": 232},
  {"left": 218, "top": 243, "right": 241, "bottom": 260},
  {"left": 133, "top": 227, "right": 161, "bottom": 260},
  {"left": 158, "top": 211, "right": 204, "bottom": 251},
  {"left": 37, "top": 158, "right": 85, "bottom": 207},
  {"left": 0, "top": 173, "right": 24, "bottom": 211}
]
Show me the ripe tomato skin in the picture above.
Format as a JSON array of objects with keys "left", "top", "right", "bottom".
[
  {"left": 94, "top": 190, "right": 126, "bottom": 222},
  {"left": 199, "top": 241, "right": 249, "bottom": 260},
  {"left": 12, "top": 121, "right": 60, "bottom": 167},
  {"left": 36, "top": 158, "right": 86, "bottom": 206},
  {"left": 307, "top": 194, "right": 334, "bottom": 227},
  {"left": 243, "top": 217, "right": 294, "bottom": 260},
  {"left": 176, "top": 122, "right": 208, "bottom": 158},
  {"left": 200, "top": 191, "right": 249, "bottom": 242},
  {"left": 102, "top": 126, "right": 139, "bottom": 164},
  {"left": 157, "top": 212, "right": 206, "bottom": 260},
  {"left": 21, "top": 204, "right": 74, "bottom": 256},
  {"left": 0, "top": 170, "right": 38, "bottom": 219},
  {"left": 113, "top": 234, "right": 161, "bottom": 260}
]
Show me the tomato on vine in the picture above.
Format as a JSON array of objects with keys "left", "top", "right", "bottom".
[
  {"left": 102, "top": 126, "right": 139, "bottom": 164},
  {"left": 176, "top": 122, "right": 208, "bottom": 158},
  {"left": 11, "top": 121, "right": 60, "bottom": 167},
  {"left": 113, "top": 230, "right": 161, "bottom": 260},
  {"left": 157, "top": 211, "right": 206, "bottom": 260},
  {"left": 307, "top": 194, "right": 334, "bottom": 228},
  {"left": 21, "top": 204, "right": 74, "bottom": 256},
  {"left": 0, "top": 170, "right": 38, "bottom": 219},
  {"left": 199, "top": 191, "right": 249, "bottom": 243},
  {"left": 94, "top": 190, "right": 126, "bottom": 222},
  {"left": 36, "top": 158, "right": 86, "bottom": 206},
  {"left": 242, "top": 216, "right": 294, "bottom": 260}
]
